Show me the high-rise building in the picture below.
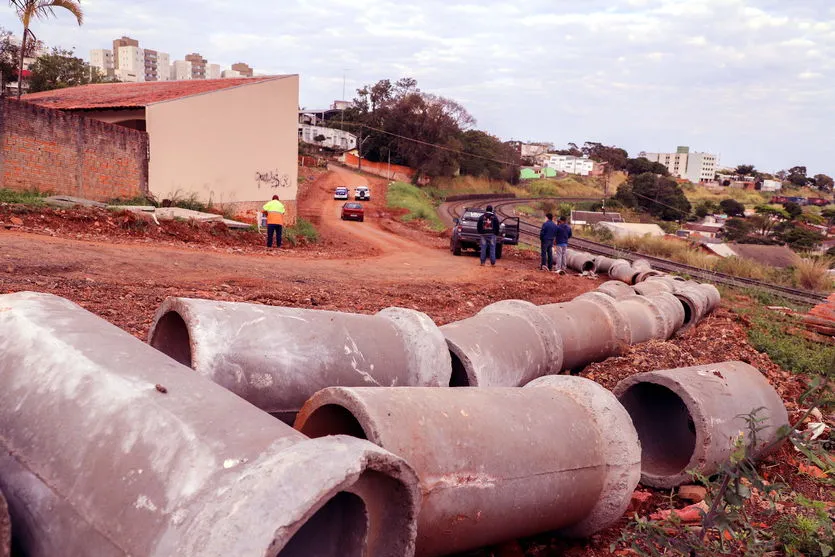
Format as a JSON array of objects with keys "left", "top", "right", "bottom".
[
  {"left": 184, "top": 53, "right": 207, "bottom": 79},
  {"left": 156, "top": 52, "right": 171, "bottom": 81},
  {"left": 639, "top": 146, "right": 718, "bottom": 184},
  {"left": 222, "top": 69, "right": 243, "bottom": 78},
  {"left": 90, "top": 49, "right": 114, "bottom": 78},
  {"left": 231, "top": 62, "right": 253, "bottom": 77},
  {"left": 112, "top": 36, "right": 139, "bottom": 70},
  {"left": 171, "top": 60, "right": 193, "bottom": 81},
  {"left": 115, "top": 45, "right": 144, "bottom": 82},
  {"left": 206, "top": 63, "right": 221, "bottom": 80}
]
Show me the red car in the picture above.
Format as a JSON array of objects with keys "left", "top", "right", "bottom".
[{"left": 341, "top": 202, "right": 364, "bottom": 222}]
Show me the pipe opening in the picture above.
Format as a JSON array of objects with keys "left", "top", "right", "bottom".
[
  {"left": 277, "top": 491, "right": 368, "bottom": 557},
  {"left": 676, "top": 296, "right": 696, "bottom": 327},
  {"left": 618, "top": 382, "right": 696, "bottom": 477},
  {"left": 448, "top": 352, "right": 471, "bottom": 387},
  {"left": 149, "top": 311, "right": 192, "bottom": 367},
  {"left": 582, "top": 261, "right": 594, "bottom": 272},
  {"left": 298, "top": 404, "right": 367, "bottom": 439}
]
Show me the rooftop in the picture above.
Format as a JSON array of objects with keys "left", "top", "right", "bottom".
[
  {"left": 20, "top": 76, "right": 292, "bottom": 110},
  {"left": 571, "top": 210, "right": 624, "bottom": 225}
]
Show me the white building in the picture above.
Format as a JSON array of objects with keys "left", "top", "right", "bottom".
[
  {"left": 89, "top": 49, "right": 114, "bottom": 77},
  {"left": 544, "top": 154, "right": 595, "bottom": 176},
  {"left": 206, "top": 64, "right": 222, "bottom": 80},
  {"left": 170, "top": 60, "right": 193, "bottom": 81},
  {"left": 298, "top": 124, "right": 357, "bottom": 150},
  {"left": 761, "top": 179, "right": 782, "bottom": 192},
  {"left": 116, "top": 45, "right": 145, "bottom": 82},
  {"left": 222, "top": 69, "right": 243, "bottom": 78},
  {"left": 640, "top": 146, "right": 718, "bottom": 183},
  {"left": 156, "top": 52, "right": 171, "bottom": 81}
]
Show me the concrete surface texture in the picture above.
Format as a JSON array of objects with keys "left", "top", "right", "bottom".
[
  {"left": 614, "top": 361, "right": 790, "bottom": 488},
  {"left": 148, "top": 297, "right": 451, "bottom": 422},
  {"left": 0, "top": 291, "right": 420, "bottom": 557},
  {"left": 295, "top": 379, "right": 640, "bottom": 557}
]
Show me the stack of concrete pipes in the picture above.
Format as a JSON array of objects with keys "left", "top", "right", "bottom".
[{"left": 0, "top": 290, "right": 787, "bottom": 557}]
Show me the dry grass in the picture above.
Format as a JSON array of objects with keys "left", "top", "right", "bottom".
[
  {"left": 428, "top": 175, "right": 520, "bottom": 198},
  {"left": 794, "top": 257, "right": 834, "bottom": 291},
  {"left": 682, "top": 183, "right": 770, "bottom": 208},
  {"left": 524, "top": 177, "right": 604, "bottom": 198}
]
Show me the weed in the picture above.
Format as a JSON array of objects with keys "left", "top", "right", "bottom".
[
  {"left": 745, "top": 310, "right": 835, "bottom": 377},
  {"left": 774, "top": 496, "right": 835, "bottom": 556},
  {"left": 0, "top": 188, "right": 48, "bottom": 205},
  {"left": 163, "top": 191, "right": 208, "bottom": 213},
  {"left": 794, "top": 257, "right": 834, "bottom": 291},
  {"left": 282, "top": 218, "right": 319, "bottom": 246},
  {"left": 108, "top": 195, "right": 156, "bottom": 207},
  {"left": 387, "top": 182, "right": 446, "bottom": 231}
]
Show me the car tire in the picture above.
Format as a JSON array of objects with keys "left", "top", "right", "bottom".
[
  {"left": 452, "top": 238, "right": 462, "bottom": 256},
  {"left": 359, "top": 217, "right": 364, "bottom": 222},
  {"left": 495, "top": 243, "right": 503, "bottom": 260}
]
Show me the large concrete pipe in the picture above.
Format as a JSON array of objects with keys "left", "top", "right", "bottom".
[
  {"left": 566, "top": 249, "right": 595, "bottom": 273},
  {"left": 615, "top": 293, "right": 685, "bottom": 343},
  {"left": 149, "top": 297, "right": 451, "bottom": 421},
  {"left": 440, "top": 300, "right": 563, "bottom": 387},
  {"left": 540, "top": 292, "right": 631, "bottom": 372},
  {"left": 633, "top": 279, "right": 675, "bottom": 296},
  {"left": 614, "top": 361, "right": 789, "bottom": 489},
  {"left": 0, "top": 292, "right": 420, "bottom": 557},
  {"left": 608, "top": 259, "right": 640, "bottom": 285},
  {"left": 593, "top": 255, "right": 617, "bottom": 274},
  {"left": 0, "top": 488, "right": 8, "bottom": 557},
  {"left": 597, "top": 280, "right": 638, "bottom": 299},
  {"left": 295, "top": 377, "right": 641, "bottom": 556},
  {"left": 631, "top": 259, "right": 653, "bottom": 273},
  {"left": 672, "top": 283, "right": 712, "bottom": 331}
]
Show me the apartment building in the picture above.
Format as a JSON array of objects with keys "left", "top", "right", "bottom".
[
  {"left": 116, "top": 45, "right": 145, "bottom": 82},
  {"left": 90, "top": 49, "right": 115, "bottom": 78},
  {"left": 207, "top": 64, "right": 221, "bottom": 80},
  {"left": 231, "top": 62, "right": 254, "bottom": 77},
  {"left": 544, "top": 154, "right": 595, "bottom": 176},
  {"left": 171, "top": 60, "right": 193, "bottom": 81},
  {"left": 298, "top": 124, "right": 357, "bottom": 150},
  {"left": 640, "top": 146, "right": 718, "bottom": 183},
  {"left": 143, "top": 49, "right": 171, "bottom": 82},
  {"left": 112, "top": 36, "right": 138, "bottom": 69},
  {"left": 185, "top": 53, "right": 207, "bottom": 80},
  {"left": 222, "top": 69, "right": 243, "bottom": 78}
]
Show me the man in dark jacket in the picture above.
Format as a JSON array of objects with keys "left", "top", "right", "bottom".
[
  {"left": 554, "top": 216, "right": 573, "bottom": 274},
  {"left": 476, "top": 205, "right": 501, "bottom": 266},
  {"left": 539, "top": 213, "right": 557, "bottom": 271}
]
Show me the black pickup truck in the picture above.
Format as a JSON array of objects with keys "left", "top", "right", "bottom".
[{"left": 450, "top": 208, "right": 520, "bottom": 259}]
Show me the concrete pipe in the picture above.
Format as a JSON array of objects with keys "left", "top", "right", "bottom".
[
  {"left": 593, "top": 255, "right": 617, "bottom": 274},
  {"left": 633, "top": 279, "right": 675, "bottom": 297},
  {"left": 672, "top": 283, "right": 711, "bottom": 331},
  {"left": 540, "top": 292, "right": 631, "bottom": 372},
  {"left": 608, "top": 259, "right": 640, "bottom": 285},
  {"left": 615, "top": 293, "right": 685, "bottom": 344},
  {"left": 441, "top": 300, "right": 563, "bottom": 387},
  {"left": 634, "top": 270, "right": 666, "bottom": 283},
  {"left": 566, "top": 249, "right": 596, "bottom": 273},
  {"left": 295, "top": 377, "right": 641, "bottom": 556},
  {"left": 0, "top": 292, "right": 421, "bottom": 557},
  {"left": 597, "top": 280, "right": 637, "bottom": 300},
  {"left": 614, "top": 361, "right": 789, "bottom": 488},
  {"left": 700, "top": 283, "right": 722, "bottom": 312},
  {"left": 149, "top": 297, "right": 451, "bottom": 422},
  {"left": 0, "top": 488, "right": 8, "bottom": 557},
  {"left": 631, "top": 259, "right": 653, "bottom": 273}
]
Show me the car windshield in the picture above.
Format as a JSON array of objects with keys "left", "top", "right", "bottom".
[
  {"left": 463, "top": 211, "right": 483, "bottom": 220},
  {"left": 336, "top": 188, "right": 348, "bottom": 193},
  {"left": 345, "top": 203, "right": 362, "bottom": 209}
]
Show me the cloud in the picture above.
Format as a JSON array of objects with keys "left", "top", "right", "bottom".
[{"left": 0, "top": 0, "right": 832, "bottom": 174}]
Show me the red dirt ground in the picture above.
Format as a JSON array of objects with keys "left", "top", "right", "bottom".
[{"left": 0, "top": 166, "right": 831, "bottom": 556}]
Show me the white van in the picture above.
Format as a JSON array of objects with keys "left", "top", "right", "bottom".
[{"left": 355, "top": 186, "right": 371, "bottom": 201}]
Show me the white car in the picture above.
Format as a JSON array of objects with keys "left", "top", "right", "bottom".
[
  {"left": 334, "top": 187, "right": 349, "bottom": 200},
  {"left": 355, "top": 186, "right": 371, "bottom": 201}
]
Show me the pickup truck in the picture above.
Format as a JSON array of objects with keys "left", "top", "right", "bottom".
[{"left": 450, "top": 208, "right": 520, "bottom": 259}]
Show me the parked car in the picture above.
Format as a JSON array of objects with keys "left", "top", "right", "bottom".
[
  {"left": 334, "top": 187, "right": 349, "bottom": 200},
  {"left": 450, "top": 207, "right": 520, "bottom": 259},
  {"left": 341, "top": 202, "right": 364, "bottom": 222},
  {"left": 355, "top": 186, "right": 371, "bottom": 201}
]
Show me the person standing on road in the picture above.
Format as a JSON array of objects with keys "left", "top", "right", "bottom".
[
  {"left": 262, "top": 195, "right": 286, "bottom": 249},
  {"left": 554, "top": 216, "right": 572, "bottom": 274},
  {"left": 476, "top": 205, "right": 501, "bottom": 266},
  {"left": 539, "top": 212, "right": 558, "bottom": 271}
]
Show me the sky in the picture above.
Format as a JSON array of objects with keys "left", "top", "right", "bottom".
[{"left": 1, "top": 0, "right": 833, "bottom": 176}]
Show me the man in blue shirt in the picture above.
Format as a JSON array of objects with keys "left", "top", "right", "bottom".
[
  {"left": 539, "top": 213, "right": 558, "bottom": 271},
  {"left": 554, "top": 216, "right": 573, "bottom": 274}
]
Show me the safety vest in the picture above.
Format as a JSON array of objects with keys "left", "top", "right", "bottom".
[{"left": 262, "top": 200, "right": 286, "bottom": 225}]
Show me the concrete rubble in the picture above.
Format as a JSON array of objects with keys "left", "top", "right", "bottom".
[
  {"left": 148, "top": 297, "right": 451, "bottom": 422},
  {"left": 0, "top": 292, "right": 420, "bottom": 557},
  {"left": 113, "top": 205, "right": 251, "bottom": 229},
  {"left": 614, "top": 361, "right": 789, "bottom": 488},
  {"left": 295, "top": 375, "right": 641, "bottom": 556}
]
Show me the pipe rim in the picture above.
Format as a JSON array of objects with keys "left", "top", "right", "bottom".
[{"left": 376, "top": 307, "right": 452, "bottom": 387}]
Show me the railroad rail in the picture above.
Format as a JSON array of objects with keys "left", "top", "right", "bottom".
[{"left": 443, "top": 197, "right": 828, "bottom": 306}]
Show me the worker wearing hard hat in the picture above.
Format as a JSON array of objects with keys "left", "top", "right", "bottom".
[{"left": 262, "top": 195, "right": 286, "bottom": 248}]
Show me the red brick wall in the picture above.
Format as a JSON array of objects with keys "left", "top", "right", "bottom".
[{"left": 0, "top": 100, "right": 149, "bottom": 201}]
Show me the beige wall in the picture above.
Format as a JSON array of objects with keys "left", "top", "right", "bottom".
[{"left": 145, "top": 76, "right": 299, "bottom": 208}]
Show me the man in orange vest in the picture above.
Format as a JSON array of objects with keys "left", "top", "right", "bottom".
[{"left": 262, "top": 195, "right": 286, "bottom": 248}]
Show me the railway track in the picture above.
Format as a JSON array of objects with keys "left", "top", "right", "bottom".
[{"left": 444, "top": 197, "right": 828, "bottom": 306}]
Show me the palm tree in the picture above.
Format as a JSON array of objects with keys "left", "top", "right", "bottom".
[{"left": 8, "top": 0, "right": 83, "bottom": 98}]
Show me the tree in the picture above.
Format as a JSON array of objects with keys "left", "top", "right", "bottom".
[
  {"left": 615, "top": 173, "right": 691, "bottom": 221},
  {"left": 734, "top": 164, "right": 755, "bottom": 178},
  {"left": 694, "top": 200, "right": 718, "bottom": 219},
  {"left": 0, "top": 25, "right": 41, "bottom": 93},
  {"left": 581, "top": 141, "right": 628, "bottom": 171},
  {"left": 783, "top": 201, "right": 803, "bottom": 220},
  {"left": 786, "top": 166, "right": 809, "bottom": 188},
  {"left": 459, "top": 130, "right": 520, "bottom": 183},
  {"left": 721, "top": 218, "right": 753, "bottom": 242},
  {"left": 625, "top": 157, "right": 668, "bottom": 176},
  {"left": 752, "top": 205, "right": 788, "bottom": 236},
  {"left": 28, "top": 47, "right": 104, "bottom": 93},
  {"left": 719, "top": 198, "right": 745, "bottom": 217},
  {"left": 822, "top": 207, "right": 835, "bottom": 226},
  {"left": 813, "top": 174, "right": 834, "bottom": 192},
  {"left": 8, "top": 0, "right": 83, "bottom": 99},
  {"left": 777, "top": 224, "right": 824, "bottom": 251}
]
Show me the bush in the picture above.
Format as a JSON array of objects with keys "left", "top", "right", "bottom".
[
  {"left": 719, "top": 198, "right": 745, "bottom": 217},
  {"left": 386, "top": 182, "right": 445, "bottom": 231},
  {"left": 282, "top": 218, "right": 319, "bottom": 246},
  {"left": 794, "top": 257, "right": 834, "bottom": 291},
  {"left": 163, "top": 191, "right": 208, "bottom": 213},
  {"left": 0, "top": 188, "right": 48, "bottom": 205}
]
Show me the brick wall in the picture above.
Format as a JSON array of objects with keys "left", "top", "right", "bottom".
[{"left": 0, "top": 100, "right": 149, "bottom": 201}]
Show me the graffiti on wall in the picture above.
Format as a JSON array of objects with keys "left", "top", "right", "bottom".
[{"left": 255, "top": 170, "right": 290, "bottom": 190}]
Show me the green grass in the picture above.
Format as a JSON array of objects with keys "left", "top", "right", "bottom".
[
  {"left": 525, "top": 177, "right": 605, "bottom": 198},
  {"left": 108, "top": 195, "right": 156, "bottom": 207},
  {"left": 387, "top": 181, "right": 446, "bottom": 231},
  {"left": 282, "top": 218, "right": 319, "bottom": 246},
  {"left": 682, "top": 183, "right": 770, "bottom": 208},
  {"left": 0, "top": 188, "right": 49, "bottom": 205}
]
